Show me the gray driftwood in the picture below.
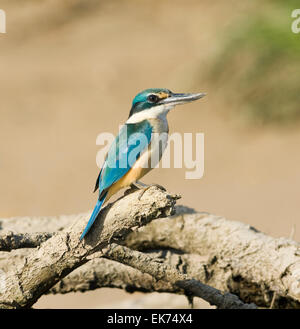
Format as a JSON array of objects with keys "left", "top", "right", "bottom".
[
  {"left": 0, "top": 187, "right": 177, "bottom": 308},
  {"left": 0, "top": 189, "right": 300, "bottom": 308}
]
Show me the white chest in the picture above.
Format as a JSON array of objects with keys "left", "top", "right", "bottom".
[{"left": 132, "top": 117, "right": 169, "bottom": 171}]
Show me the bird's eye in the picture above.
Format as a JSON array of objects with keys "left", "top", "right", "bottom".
[{"left": 147, "top": 94, "right": 159, "bottom": 103}]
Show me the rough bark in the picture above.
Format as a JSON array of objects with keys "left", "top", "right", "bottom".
[
  {"left": 0, "top": 186, "right": 177, "bottom": 308},
  {"left": 125, "top": 211, "right": 300, "bottom": 308},
  {"left": 0, "top": 232, "right": 54, "bottom": 252},
  {"left": 48, "top": 251, "right": 194, "bottom": 295},
  {"left": 1, "top": 196, "right": 300, "bottom": 308},
  {"left": 102, "top": 243, "right": 257, "bottom": 309}
]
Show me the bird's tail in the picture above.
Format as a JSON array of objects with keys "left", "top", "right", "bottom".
[{"left": 80, "top": 192, "right": 107, "bottom": 240}]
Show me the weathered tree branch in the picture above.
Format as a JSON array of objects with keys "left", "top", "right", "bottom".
[
  {"left": 102, "top": 243, "right": 257, "bottom": 309},
  {"left": 1, "top": 199, "right": 300, "bottom": 308},
  {"left": 0, "top": 186, "right": 177, "bottom": 308},
  {"left": 0, "top": 232, "right": 54, "bottom": 252},
  {"left": 48, "top": 251, "right": 193, "bottom": 295},
  {"left": 125, "top": 211, "right": 300, "bottom": 308},
  {"left": 48, "top": 257, "right": 172, "bottom": 295},
  {"left": 0, "top": 213, "right": 74, "bottom": 234}
]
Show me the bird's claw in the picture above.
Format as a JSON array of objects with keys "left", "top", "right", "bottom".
[{"left": 137, "top": 183, "right": 166, "bottom": 200}]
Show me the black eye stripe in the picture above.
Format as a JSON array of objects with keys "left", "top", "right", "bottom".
[{"left": 147, "top": 94, "right": 159, "bottom": 103}]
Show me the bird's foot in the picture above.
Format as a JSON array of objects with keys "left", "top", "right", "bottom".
[
  {"left": 134, "top": 182, "right": 166, "bottom": 200},
  {"left": 129, "top": 183, "right": 141, "bottom": 191}
]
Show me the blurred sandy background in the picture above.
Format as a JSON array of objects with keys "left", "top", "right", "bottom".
[{"left": 1, "top": 0, "right": 300, "bottom": 308}]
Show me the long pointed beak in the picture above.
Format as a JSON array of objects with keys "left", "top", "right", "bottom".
[{"left": 159, "top": 92, "right": 206, "bottom": 106}]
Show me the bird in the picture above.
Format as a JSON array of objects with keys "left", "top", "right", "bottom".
[{"left": 80, "top": 88, "right": 206, "bottom": 240}]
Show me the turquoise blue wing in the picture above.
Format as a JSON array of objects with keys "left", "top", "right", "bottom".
[
  {"left": 97, "top": 120, "right": 152, "bottom": 198},
  {"left": 81, "top": 120, "right": 152, "bottom": 240}
]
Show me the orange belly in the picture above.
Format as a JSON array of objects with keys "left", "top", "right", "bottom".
[{"left": 105, "top": 165, "right": 150, "bottom": 201}]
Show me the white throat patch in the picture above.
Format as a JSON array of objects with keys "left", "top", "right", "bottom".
[{"left": 126, "top": 104, "right": 174, "bottom": 124}]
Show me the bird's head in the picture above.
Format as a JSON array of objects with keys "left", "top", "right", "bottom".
[{"left": 127, "top": 88, "right": 206, "bottom": 123}]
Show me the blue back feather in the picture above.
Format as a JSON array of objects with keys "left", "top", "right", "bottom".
[
  {"left": 80, "top": 120, "right": 152, "bottom": 240},
  {"left": 98, "top": 120, "right": 152, "bottom": 196}
]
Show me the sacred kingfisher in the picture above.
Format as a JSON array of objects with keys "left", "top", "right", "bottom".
[{"left": 80, "top": 88, "right": 206, "bottom": 240}]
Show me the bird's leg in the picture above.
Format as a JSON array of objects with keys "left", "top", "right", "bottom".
[
  {"left": 130, "top": 181, "right": 146, "bottom": 190},
  {"left": 131, "top": 181, "right": 148, "bottom": 189},
  {"left": 133, "top": 181, "right": 166, "bottom": 200}
]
